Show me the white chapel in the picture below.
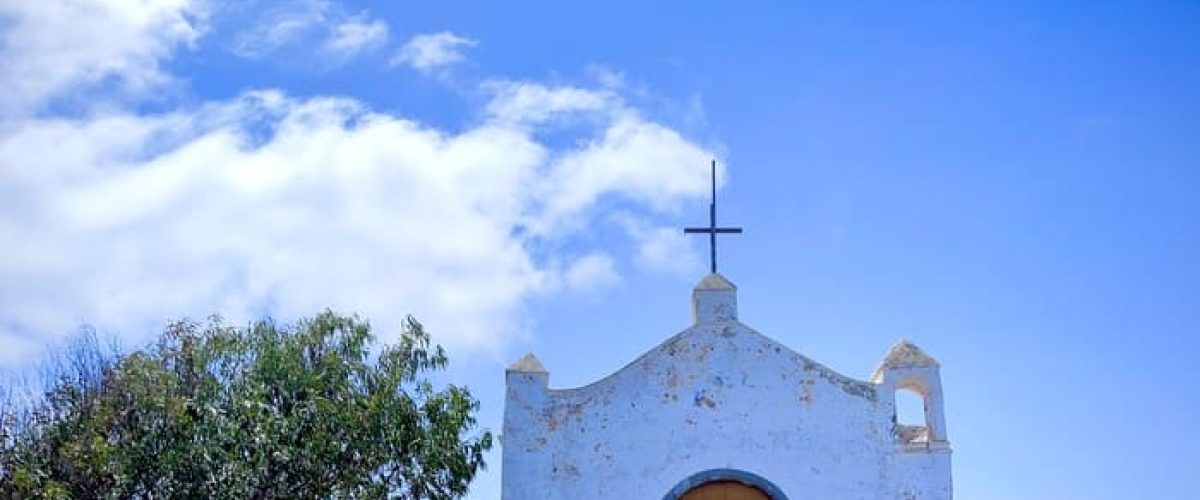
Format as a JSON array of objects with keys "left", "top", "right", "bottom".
[{"left": 501, "top": 273, "right": 953, "bottom": 499}]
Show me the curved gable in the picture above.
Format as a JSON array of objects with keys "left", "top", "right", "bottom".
[
  {"left": 548, "top": 321, "right": 876, "bottom": 404},
  {"left": 502, "top": 274, "right": 952, "bottom": 500}
]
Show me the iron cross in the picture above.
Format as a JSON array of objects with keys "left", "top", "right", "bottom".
[{"left": 684, "top": 160, "right": 742, "bottom": 274}]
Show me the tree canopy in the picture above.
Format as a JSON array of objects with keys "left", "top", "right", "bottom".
[{"left": 0, "top": 311, "right": 492, "bottom": 499}]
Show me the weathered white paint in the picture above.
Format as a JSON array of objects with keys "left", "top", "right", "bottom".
[{"left": 503, "top": 274, "right": 952, "bottom": 499}]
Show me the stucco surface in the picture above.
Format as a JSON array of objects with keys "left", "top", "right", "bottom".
[{"left": 502, "top": 275, "right": 951, "bottom": 499}]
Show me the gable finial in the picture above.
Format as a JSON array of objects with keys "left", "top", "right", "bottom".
[{"left": 684, "top": 160, "right": 742, "bottom": 274}]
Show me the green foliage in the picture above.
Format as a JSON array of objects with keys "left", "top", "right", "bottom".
[{"left": 0, "top": 312, "right": 492, "bottom": 499}]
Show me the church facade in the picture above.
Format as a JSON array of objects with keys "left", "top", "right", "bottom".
[{"left": 502, "top": 274, "right": 952, "bottom": 499}]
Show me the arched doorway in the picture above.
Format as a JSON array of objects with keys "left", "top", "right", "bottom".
[
  {"left": 680, "top": 480, "right": 769, "bottom": 499},
  {"left": 663, "top": 468, "right": 788, "bottom": 500}
]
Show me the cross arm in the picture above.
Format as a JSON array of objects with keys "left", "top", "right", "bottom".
[{"left": 684, "top": 227, "right": 743, "bottom": 233}]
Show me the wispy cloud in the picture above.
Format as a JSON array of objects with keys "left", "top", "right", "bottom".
[
  {"left": 613, "top": 214, "right": 703, "bottom": 276},
  {"left": 561, "top": 253, "right": 621, "bottom": 293},
  {"left": 230, "top": 1, "right": 387, "bottom": 64},
  {"left": 322, "top": 14, "right": 388, "bottom": 58},
  {"left": 482, "top": 80, "right": 614, "bottom": 126},
  {"left": 392, "top": 31, "right": 477, "bottom": 74},
  {"left": 230, "top": 0, "right": 330, "bottom": 58}
]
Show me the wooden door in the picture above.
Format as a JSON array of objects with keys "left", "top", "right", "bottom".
[{"left": 679, "top": 480, "right": 770, "bottom": 500}]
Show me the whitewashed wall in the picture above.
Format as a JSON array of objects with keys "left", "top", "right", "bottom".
[{"left": 502, "top": 275, "right": 951, "bottom": 499}]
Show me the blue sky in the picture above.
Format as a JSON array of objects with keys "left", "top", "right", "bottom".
[{"left": 2, "top": 1, "right": 1199, "bottom": 498}]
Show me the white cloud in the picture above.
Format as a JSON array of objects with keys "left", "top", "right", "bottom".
[
  {"left": 0, "top": 0, "right": 208, "bottom": 116},
  {"left": 530, "top": 115, "right": 715, "bottom": 232},
  {"left": 230, "top": 0, "right": 329, "bottom": 58},
  {"left": 483, "top": 80, "right": 614, "bottom": 126},
  {"left": 0, "top": 81, "right": 715, "bottom": 367},
  {"left": 561, "top": 253, "right": 620, "bottom": 293},
  {"left": 584, "top": 64, "right": 626, "bottom": 90},
  {"left": 614, "top": 215, "right": 701, "bottom": 275},
  {"left": 323, "top": 13, "right": 388, "bottom": 58},
  {"left": 392, "top": 31, "right": 476, "bottom": 73},
  {"left": 229, "top": 1, "right": 387, "bottom": 63},
  {"left": 0, "top": 6, "right": 718, "bottom": 368}
]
